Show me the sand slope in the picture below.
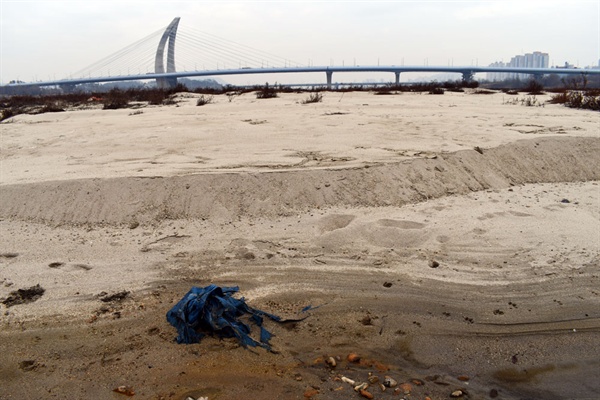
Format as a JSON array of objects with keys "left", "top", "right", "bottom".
[{"left": 1, "top": 136, "right": 598, "bottom": 226}]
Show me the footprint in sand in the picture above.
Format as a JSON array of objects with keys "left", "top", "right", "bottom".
[
  {"left": 509, "top": 211, "right": 533, "bottom": 217},
  {"left": 141, "top": 234, "right": 190, "bottom": 252},
  {"left": 377, "top": 219, "right": 426, "bottom": 229},
  {"left": 436, "top": 235, "right": 451, "bottom": 243},
  {"left": 48, "top": 262, "right": 92, "bottom": 271},
  {"left": 477, "top": 211, "right": 507, "bottom": 220},
  {"left": 0, "top": 253, "right": 19, "bottom": 259},
  {"left": 316, "top": 217, "right": 428, "bottom": 249},
  {"left": 362, "top": 219, "right": 428, "bottom": 248},
  {"left": 226, "top": 238, "right": 281, "bottom": 260},
  {"left": 316, "top": 214, "right": 356, "bottom": 234}
]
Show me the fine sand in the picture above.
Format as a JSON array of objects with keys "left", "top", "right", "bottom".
[{"left": 0, "top": 90, "right": 599, "bottom": 399}]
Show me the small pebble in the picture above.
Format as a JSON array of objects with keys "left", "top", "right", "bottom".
[
  {"left": 347, "top": 353, "right": 361, "bottom": 363},
  {"left": 367, "top": 375, "right": 379, "bottom": 384},
  {"left": 354, "top": 382, "right": 368, "bottom": 392},
  {"left": 113, "top": 386, "right": 135, "bottom": 396},
  {"left": 326, "top": 356, "right": 336, "bottom": 368},
  {"left": 451, "top": 389, "right": 464, "bottom": 397},
  {"left": 359, "top": 389, "right": 374, "bottom": 399},
  {"left": 458, "top": 375, "right": 469, "bottom": 381},
  {"left": 429, "top": 260, "right": 440, "bottom": 268},
  {"left": 383, "top": 376, "right": 398, "bottom": 388},
  {"left": 399, "top": 382, "right": 412, "bottom": 394},
  {"left": 341, "top": 376, "right": 355, "bottom": 386}
]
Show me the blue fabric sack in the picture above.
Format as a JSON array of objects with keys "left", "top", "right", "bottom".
[{"left": 166, "top": 284, "right": 283, "bottom": 350}]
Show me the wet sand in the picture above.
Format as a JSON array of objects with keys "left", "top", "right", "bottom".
[{"left": 0, "top": 91, "right": 599, "bottom": 399}]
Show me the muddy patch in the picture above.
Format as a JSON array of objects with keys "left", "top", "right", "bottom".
[
  {"left": 99, "top": 290, "right": 130, "bottom": 303},
  {"left": 2, "top": 284, "right": 45, "bottom": 307}
]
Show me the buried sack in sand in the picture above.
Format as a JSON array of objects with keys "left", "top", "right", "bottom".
[{"left": 166, "top": 284, "right": 311, "bottom": 351}]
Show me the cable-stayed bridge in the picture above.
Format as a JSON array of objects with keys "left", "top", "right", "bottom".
[{"left": 7, "top": 17, "right": 598, "bottom": 89}]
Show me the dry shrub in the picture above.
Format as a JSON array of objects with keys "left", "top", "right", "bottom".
[
  {"left": 103, "top": 89, "right": 130, "bottom": 109},
  {"left": 301, "top": 92, "right": 323, "bottom": 104},
  {"left": 144, "top": 89, "right": 169, "bottom": 105},
  {"left": 548, "top": 92, "right": 569, "bottom": 105},
  {"left": 256, "top": 84, "right": 278, "bottom": 99},
  {"left": 521, "top": 96, "right": 542, "bottom": 107},
  {"left": 503, "top": 96, "right": 543, "bottom": 107},
  {"left": 39, "top": 102, "right": 65, "bottom": 113},
  {"left": 196, "top": 95, "right": 214, "bottom": 106},
  {"left": 549, "top": 91, "right": 599, "bottom": 111},
  {"left": 472, "top": 89, "right": 496, "bottom": 95},
  {"left": 525, "top": 79, "right": 545, "bottom": 95},
  {"left": 0, "top": 108, "right": 14, "bottom": 122},
  {"left": 429, "top": 87, "right": 444, "bottom": 95}
]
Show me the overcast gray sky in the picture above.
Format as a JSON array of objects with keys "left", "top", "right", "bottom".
[{"left": 1, "top": 0, "right": 598, "bottom": 85}]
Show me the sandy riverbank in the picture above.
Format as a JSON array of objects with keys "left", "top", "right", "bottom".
[{"left": 0, "top": 91, "right": 598, "bottom": 399}]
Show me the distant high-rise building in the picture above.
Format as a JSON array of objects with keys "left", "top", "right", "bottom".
[
  {"left": 487, "top": 61, "right": 506, "bottom": 82},
  {"left": 487, "top": 51, "right": 549, "bottom": 81}
]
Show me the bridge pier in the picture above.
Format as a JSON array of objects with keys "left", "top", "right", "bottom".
[
  {"left": 461, "top": 70, "right": 474, "bottom": 83},
  {"left": 532, "top": 73, "right": 544, "bottom": 81},
  {"left": 326, "top": 70, "right": 333, "bottom": 89},
  {"left": 59, "top": 83, "right": 77, "bottom": 93},
  {"left": 394, "top": 72, "right": 401, "bottom": 85}
]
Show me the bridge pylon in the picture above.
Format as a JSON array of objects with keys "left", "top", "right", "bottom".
[
  {"left": 155, "top": 17, "right": 180, "bottom": 89},
  {"left": 461, "top": 70, "right": 474, "bottom": 84}
]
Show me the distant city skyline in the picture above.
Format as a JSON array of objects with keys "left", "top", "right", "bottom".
[
  {"left": 487, "top": 51, "right": 549, "bottom": 81},
  {"left": 1, "top": 1, "right": 598, "bottom": 85}
]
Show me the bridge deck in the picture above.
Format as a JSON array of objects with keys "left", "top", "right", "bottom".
[{"left": 6, "top": 65, "right": 598, "bottom": 88}]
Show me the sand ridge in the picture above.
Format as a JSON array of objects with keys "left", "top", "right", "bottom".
[{"left": 1, "top": 135, "right": 598, "bottom": 226}]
